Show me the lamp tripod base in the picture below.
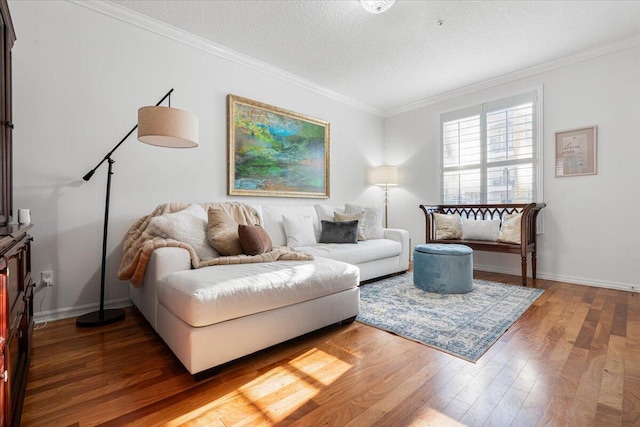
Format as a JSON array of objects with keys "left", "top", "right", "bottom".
[{"left": 76, "top": 308, "right": 125, "bottom": 327}]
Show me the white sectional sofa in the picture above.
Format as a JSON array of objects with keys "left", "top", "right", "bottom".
[{"left": 127, "top": 202, "right": 410, "bottom": 376}]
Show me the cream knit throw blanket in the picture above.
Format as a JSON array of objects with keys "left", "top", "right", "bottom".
[{"left": 117, "top": 202, "right": 313, "bottom": 287}]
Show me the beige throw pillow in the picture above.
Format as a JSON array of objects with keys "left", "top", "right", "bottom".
[
  {"left": 207, "top": 208, "right": 244, "bottom": 256},
  {"left": 497, "top": 212, "right": 522, "bottom": 244},
  {"left": 334, "top": 211, "right": 366, "bottom": 241},
  {"left": 433, "top": 213, "right": 463, "bottom": 240}
]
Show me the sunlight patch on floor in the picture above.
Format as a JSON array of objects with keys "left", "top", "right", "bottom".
[
  {"left": 406, "top": 407, "right": 468, "bottom": 426},
  {"left": 234, "top": 348, "right": 353, "bottom": 424},
  {"left": 167, "top": 347, "right": 353, "bottom": 426}
]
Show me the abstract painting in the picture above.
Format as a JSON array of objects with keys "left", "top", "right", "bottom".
[{"left": 227, "top": 95, "right": 330, "bottom": 198}]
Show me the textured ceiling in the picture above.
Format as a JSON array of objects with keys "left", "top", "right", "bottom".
[{"left": 111, "top": 0, "right": 640, "bottom": 114}]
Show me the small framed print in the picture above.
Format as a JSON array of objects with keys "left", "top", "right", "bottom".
[{"left": 555, "top": 126, "right": 597, "bottom": 177}]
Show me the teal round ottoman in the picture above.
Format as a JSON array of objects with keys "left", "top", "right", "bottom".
[{"left": 413, "top": 244, "right": 473, "bottom": 294}]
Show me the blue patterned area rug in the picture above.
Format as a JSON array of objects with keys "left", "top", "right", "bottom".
[{"left": 356, "top": 274, "right": 544, "bottom": 362}]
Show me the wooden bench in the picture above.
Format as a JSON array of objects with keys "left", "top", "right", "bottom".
[{"left": 419, "top": 203, "right": 546, "bottom": 286}]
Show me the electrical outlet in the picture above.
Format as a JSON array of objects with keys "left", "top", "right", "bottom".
[{"left": 41, "top": 271, "right": 54, "bottom": 287}]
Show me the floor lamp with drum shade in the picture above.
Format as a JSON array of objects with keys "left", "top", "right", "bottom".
[
  {"left": 371, "top": 165, "right": 399, "bottom": 228},
  {"left": 76, "top": 89, "right": 199, "bottom": 327}
]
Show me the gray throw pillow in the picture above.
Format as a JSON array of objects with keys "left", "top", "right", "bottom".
[{"left": 319, "top": 220, "right": 359, "bottom": 244}]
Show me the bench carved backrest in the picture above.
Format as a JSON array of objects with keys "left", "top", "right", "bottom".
[
  {"left": 435, "top": 205, "right": 524, "bottom": 221},
  {"left": 419, "top": 203, "right": 545, "bottom": 253}
]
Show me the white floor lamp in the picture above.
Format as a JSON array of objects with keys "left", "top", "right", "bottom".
[{"left": 371, "top": 165, "right": 399, "bottom": 228}]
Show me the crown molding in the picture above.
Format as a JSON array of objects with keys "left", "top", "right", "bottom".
[
  {"left": 70, "top": 0, "right": 385, "bottom": 117},
  {"left": 68, "top": 1, "right": 639, "bottom": 119},
  {"left": 384, "top": 35, "right": 640, "bottom": 117}
]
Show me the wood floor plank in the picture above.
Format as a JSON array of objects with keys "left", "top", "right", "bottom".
[
  {"left": 371, "top": 359, "right": 468, "bottom": 426},
  {"left": 596, "top": 334, "right": 625, "bottom": 426},
  {"left": 343, "top": 359, "right": 445, "bottom": 426},
  {"left": 623, "top": 359, "right": 640, "bottom": 426},
  {"left": 568, "top": 348, "right": 608, "bottom": 425},
  {"left": 20, "top": 273, "right": 640, "bottom": 426},
  {"left": 625, "top": 295, "right": 640, "bottom": 362},
  {"left": 611, "top": 298, "right": 628, "bottom": 338},
  {"left": 624, "top": 295, "right": 640, "bottom": 426},
  {"left": 481, "top": 360, "right": 536, "bottom": 427},
  {"left": 509, "top": 378, "right": 554, "bottom": 427}
]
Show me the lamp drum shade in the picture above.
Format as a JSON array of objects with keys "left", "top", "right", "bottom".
[
  {"left": 138, "top": 106, "right": 199, "bottom": 148},
  {"left": 371, "top": 165, "right": 399, "bottom": 186}
]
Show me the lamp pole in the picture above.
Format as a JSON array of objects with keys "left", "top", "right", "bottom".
[{"left": 383, "top": 183, "right": 390, "bottom": 228}]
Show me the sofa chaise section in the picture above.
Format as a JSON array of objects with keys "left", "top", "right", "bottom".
[{"left": 132, "top": 248, "right": 360, "bottom": 375}]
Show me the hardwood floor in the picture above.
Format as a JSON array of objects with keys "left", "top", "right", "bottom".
[{"left": 21, "top": 272, "right": 640, "bottom": 426}]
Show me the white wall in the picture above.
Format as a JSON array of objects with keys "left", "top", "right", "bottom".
[
  {"left": 10, "top": 1, "right": 385, "bottom": 318},
  {"left": 385, "top": 45, "right": 640, "bottom": 291},
  {"left": 11, "top": 2, "right": 639, "bottom": 321}
]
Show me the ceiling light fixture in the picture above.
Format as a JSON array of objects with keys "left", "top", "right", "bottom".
[{"left": 360, "top": 0, "right": 396, "bottom": 14}]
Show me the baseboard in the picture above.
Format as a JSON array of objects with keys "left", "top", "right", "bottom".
[
  {"left": 33, "top": 298, "right": 132, "bottom": 324},
  {"left": 32, "top": 266, "right": 638, "bottom": 324},
  {"left": 473, "top": 263, "right": 639, "bottom": 293}
]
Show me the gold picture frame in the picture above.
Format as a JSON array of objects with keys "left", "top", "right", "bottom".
[
  {"left": 227, "top": 95, "right": 330, "bottom": 198},
  {"left": 555, "top": 125, "right": 597, "bottom": 177}
]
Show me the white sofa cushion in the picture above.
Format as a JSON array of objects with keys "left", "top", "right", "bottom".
[
  {"left": 260, "top": 205, "right": 319, "bottom": 246},
  {"left": 156, "top": 257, "right": 359, "bottom": 327},
  {"left": 297, "top": 239, "right": 401, "bottom": 265},
  {"left": 282, "top": 214, "right": 317, "bottom": 247}
]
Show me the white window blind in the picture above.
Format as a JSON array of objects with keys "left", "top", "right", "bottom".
[{"left": 440, "top": 91, "right": 540, "bottom": 204}]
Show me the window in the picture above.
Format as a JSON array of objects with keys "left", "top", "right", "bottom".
[{"left": 440, "top": 90, "right": 541, "bottom": 205}]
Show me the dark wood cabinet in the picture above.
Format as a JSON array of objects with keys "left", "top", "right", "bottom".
[
  {"left": 0, "top": 225, "right": 33, "bottom": 426},
  {"left": 0, "top": 1, "right": 26, "bottom": 425}
]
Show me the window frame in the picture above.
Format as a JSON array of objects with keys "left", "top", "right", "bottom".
[{"left": 437, "top": 87, "right": 544, "bottom": 205}]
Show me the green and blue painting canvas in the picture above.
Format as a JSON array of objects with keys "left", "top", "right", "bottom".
[{"left": 233, "top": 103, "right": 327, "bottom": 195}]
